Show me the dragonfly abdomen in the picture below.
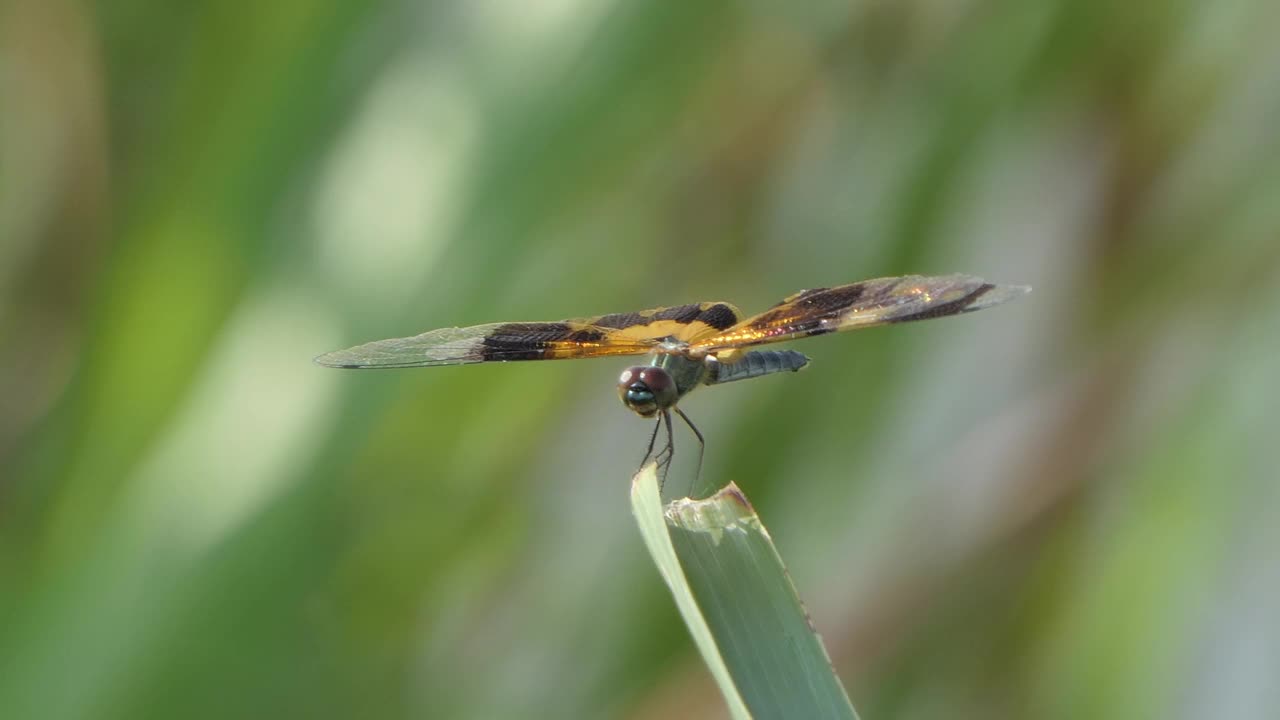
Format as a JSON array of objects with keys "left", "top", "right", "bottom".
[{"left": 705, "top": 350, "right": 809, "bottom": 386}]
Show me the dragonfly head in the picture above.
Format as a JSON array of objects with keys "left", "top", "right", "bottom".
[{"left": 618, "top": 366, "right": 677, "bottom": 417}]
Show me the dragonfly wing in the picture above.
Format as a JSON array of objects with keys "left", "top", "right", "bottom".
[
  {"left": 690, "top": 274, "right": 1029, "bottom": 353},
  {"left": 315, "top": 321, "right": 660, "bottom": 369}
]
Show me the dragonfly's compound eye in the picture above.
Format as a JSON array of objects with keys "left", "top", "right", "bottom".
[{"left": 617, "top": 366, "right": 677, "bottom": 417}]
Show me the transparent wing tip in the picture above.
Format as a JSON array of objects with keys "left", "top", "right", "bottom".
[
  {"left": 970, "top": 282, "right": 1031, "bottom": 310},
  {"left": 312, "top": 338, "right": 413, "bottom": 368},
  {"left": 313, "top": 348, "right": 367, "bottom": 368}
]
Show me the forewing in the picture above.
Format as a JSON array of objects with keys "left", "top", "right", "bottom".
[
  {"left": 315, "top": 321, "right": 659, "bottom": 369},
  {"left": 563, "top": 301, "right": 742, "bottom": 343},
  {"left": 690, "top": 274, "right": 1029, "bottom": 352}
]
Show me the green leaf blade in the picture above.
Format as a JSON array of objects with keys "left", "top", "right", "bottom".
[{"left": 631, "top": 465, "right": 858, "bottom": 720}]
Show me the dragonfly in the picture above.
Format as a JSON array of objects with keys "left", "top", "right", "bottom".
[{"left": 316, "top": 274, "right": 1028, "bottom": 491}]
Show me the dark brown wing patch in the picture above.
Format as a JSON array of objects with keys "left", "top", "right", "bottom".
[
  {"left": 745, "top": 284, "right": 868, "bottom": 335},
  {"left": 884, "top": 284, "right": 993, "bottom": 323},
  {"left": 478, "top": 322, "right": 610, "bottom": 361},
  {"left": 691, "top": 303, "right": 740, "bottom": 331}
]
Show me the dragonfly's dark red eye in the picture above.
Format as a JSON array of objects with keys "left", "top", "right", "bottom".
[{"left": 618, "top": 366, "right": 677, "bottom": 417}]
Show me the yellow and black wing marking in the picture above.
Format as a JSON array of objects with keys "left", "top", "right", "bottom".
[
  {"left": 314, "top": 302, "right": 742, "bottom": 368},
  {"left": 314, "top": 321, "right": 661, "bottom": 368},
  {"left": 563, "top": 301, "right": 741, "bottom": 343},
  {"left": 689, "top": 274, "right": 1029, "bottom": 354}
]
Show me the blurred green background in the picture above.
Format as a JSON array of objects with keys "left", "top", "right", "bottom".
[{"left": 3, "top": 1, "right": 1279, "bottom": 718}]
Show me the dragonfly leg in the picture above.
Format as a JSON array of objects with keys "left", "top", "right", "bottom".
[
  {"left": 673, "top": 406, "right": 705, "bottom": 497},
  {"left": 638, "top": 415, "right": 663, "bottom": 469},
  {"left": 654, "top": 409, "right": 676, "bottom": 491}
]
